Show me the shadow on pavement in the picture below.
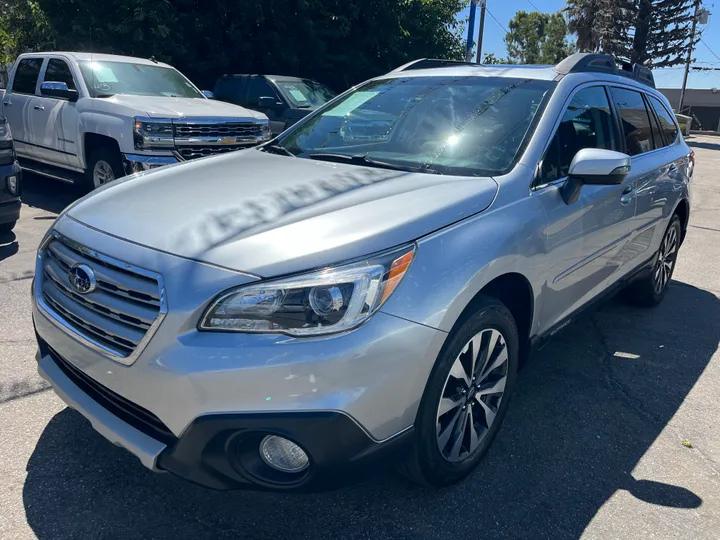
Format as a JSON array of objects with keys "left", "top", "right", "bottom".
[
  {"left": 23, "top": 281, "right": 718, "bottom": 539},
  {"left": 21, "top": 172, "right": 82, "bottom": 216},
  {"left": 686, "top": 139, "right": 720, "bottom": 152},
  {"left": 0, "top": 230, "right": 18, "bottom": 262}
]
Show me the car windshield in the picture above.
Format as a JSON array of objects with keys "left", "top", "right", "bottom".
[
  {"left": 276, "top": 79, "right": 336, "bottom": 107},
  {"left": 273, "top": 76, "right": 555, "bottom": 176},
  {"left": 78, "top": 60, "right": 204, "bottom": 98}
]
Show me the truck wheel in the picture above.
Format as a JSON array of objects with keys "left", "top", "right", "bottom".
[
  {"left": 85, "top": 146, "right": 124, "bottom": 191},
  {"left": 0, "top": 221, "right": 16, "bottom": 234},
  {"left": 399, "top": 296, "right": 519, "bottom": 487}
]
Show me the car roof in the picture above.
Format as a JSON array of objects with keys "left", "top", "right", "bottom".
[
  {"left": 18, "top": 51, "right": 173, "bottom": 69},
  {"left": 380, "top": 64, "right": 560, "bottom": 81}
]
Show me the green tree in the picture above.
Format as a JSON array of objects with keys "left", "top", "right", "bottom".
[
  {"left": 23, "top": 0, "right": 465, "bottom": 91},
  {"left": 566, "top": 0, "right": 697, "bottom": 68},
  {"left": 0, "top": 0, "right": 55, "bottom": 65},
  {"left": 481, "top": 52, "right": 513, "bottom": 64},
  {"left": 504, "top": 10, "right": 574, "bottom": 65}
]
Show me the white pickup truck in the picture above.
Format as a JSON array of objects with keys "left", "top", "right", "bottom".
[{"left": 0, "top": 52, "right": 271, "bottom": 190}]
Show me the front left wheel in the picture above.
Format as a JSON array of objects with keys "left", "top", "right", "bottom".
[{"left": 400, "top": 296, "right": 519, "bottom": 487}]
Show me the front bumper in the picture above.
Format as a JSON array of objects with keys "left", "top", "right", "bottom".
[
  {"left": 122, "top": 153, "right": 179, "bottom": 176},
  {"left": 0, "top": 161, "right": 21, "bottom": 224},
  {"left": 32, "top": 216, "right": 444, "bottom": 490},
  {"left": 36, "top": 333, "right": 415, "bottom": 491}
]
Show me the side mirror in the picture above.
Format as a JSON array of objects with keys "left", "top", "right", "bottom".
[
  {"left": 258, "top": 96, "right": 279, "bottom": 109},
  {"left": 201, "top": 90, "right": 214, "bottom": 99},
  {"left": 40, "top": 81, "right": 78, "bottom": 102},
  {"left": 561, "top": 148, "right": 631, "bottom": 205}
]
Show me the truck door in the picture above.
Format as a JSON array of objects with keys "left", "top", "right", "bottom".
[
  {"left": 2, "top": 57, "right": 44, "bottom": 160},
  {"left": 31, "top": 57, "right": 82, "bottom": 169}
]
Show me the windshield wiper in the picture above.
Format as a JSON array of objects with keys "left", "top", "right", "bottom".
[
  {"left": 95, "top": 93, "right": 115, "bottom": 98},
  {"left": 259, "top": 144, "right": 296, "bottom": 157},
  {"left": 307, "top": 153, "right": 439, "bottom": 174}
]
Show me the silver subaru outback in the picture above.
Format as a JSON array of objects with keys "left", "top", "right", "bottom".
[{"left": 33, "top": 53, "right": 692, "bottom": 491}]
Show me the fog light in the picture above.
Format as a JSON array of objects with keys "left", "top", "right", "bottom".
[
  {"left": 259, "top": 435, "right": 309, "bottom": 473},
  {"left": 7, "top": 175, "right": 18, "bottom": 196}
]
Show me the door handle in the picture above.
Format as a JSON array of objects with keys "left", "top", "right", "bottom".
[
  {"left": 33, "top": 105, "right": 45, "bottom": 111},
  {"left": 620, "top": 186, "right": 636, "bottom": 205},
  {"left": 2, "top": 102, "right": 11, "bottom": 107}
]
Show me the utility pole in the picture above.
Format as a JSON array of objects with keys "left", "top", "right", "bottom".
[
  {"left": 678, "top": 0, "right": 703, "bottom": 114},
  {"left": 476, "top": 0, "right": 487, "bottom": 64},
  {"left": 465, "top": 0, "right": 479, "bottom": 62}
]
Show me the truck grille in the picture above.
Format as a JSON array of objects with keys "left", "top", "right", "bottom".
[
  {"left": 39, "top": 235, "right": 164, "bottom": 360},
  {"left": 174, "top": 122, "right": 262, "bottom": 138},
  {"left": 175, "top": 144, "right": 249, "bottom": 160}
]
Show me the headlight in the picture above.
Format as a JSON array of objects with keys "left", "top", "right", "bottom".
[
  {"left": 260, "top": 121, "right": 272, "bottom": 141},
  {"left": 200, "top": 244, "right": 416, "bottom": 336},
  {"left": 0, "top": 117, "right": 14, "bottom": 166},
  {"left": 133, "top": 117, "right": 174, "bottom": 150}
]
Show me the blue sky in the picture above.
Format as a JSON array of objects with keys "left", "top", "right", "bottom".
[{"left": 458, "top": 0, "right": 720, "bottom": 89}]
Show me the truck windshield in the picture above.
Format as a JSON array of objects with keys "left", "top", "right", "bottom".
[
  {"left": 273, "top": 76, "right": 555, "bottom": 176},
  {"left": 275, "top": 79, "right": 336, "bottom": 107},
  {"left": 78, "top": 61, "right": 204, "bottom": 98}
]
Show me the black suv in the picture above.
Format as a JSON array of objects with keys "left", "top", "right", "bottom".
[
  {"left": 0, "top": 115, "right": 21, "bottom": 233},
  {"left": 213, "top": 75, "right": 336, "bottom": 135}
]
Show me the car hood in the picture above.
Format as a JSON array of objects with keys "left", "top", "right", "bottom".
[
  {"left": 108, "top": 95, "right": 267, "bottom": 121},
  {"left": 67, "top": 151, "right": 498, "bottom": 277}
]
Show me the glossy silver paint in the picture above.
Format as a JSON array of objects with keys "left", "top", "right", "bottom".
[{"left": 34, "top": 65, "right": 691, "bottom": 468}]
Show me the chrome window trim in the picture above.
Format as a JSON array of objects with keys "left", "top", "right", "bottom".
[{"left": 35, "top": 230, "right": 168, "bottom": 366}]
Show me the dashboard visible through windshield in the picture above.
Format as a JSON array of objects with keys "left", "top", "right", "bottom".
[
  {"left": 78, "top": 60, "right": 204, "bottom": 99},
  {"left": 272, "top": 76, "right": 556, "bottom": 176}
]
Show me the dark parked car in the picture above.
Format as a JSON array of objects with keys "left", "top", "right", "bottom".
[
  {"left": 0, "top": 115, "right": 21, "bottom": 233},
  {"left": 213, "top": 75, "right": 336, "bottom": 135}
]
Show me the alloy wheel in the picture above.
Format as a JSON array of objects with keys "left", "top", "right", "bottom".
[
  {"left": 653, "top": 224, "right": 678, "bottom": 294},
  {"left": 93, "top": 160, "right": 115, "bottom": 188},
  {"left": 436, "top": 328, "right": 509, "bottom": 462}
]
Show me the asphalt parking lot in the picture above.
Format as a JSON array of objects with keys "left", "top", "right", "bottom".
[{"left": 2, "top": 137, "right": 720, "bottom": 539}]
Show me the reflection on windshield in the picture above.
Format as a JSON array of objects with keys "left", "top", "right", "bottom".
[
  {"left": 78, "top": 61, "right": 203, "bottom": 99},
  {"left": 275, "top": 76, "right": 555, "bottom": 176}
]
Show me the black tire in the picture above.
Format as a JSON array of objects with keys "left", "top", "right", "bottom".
[
  {"left": 84, "top": 146, "right": 124, "bottom": 192},
  {"left": 400, "top": 296, "right": 519, "bottom": 487},
  {"left": 0, "top": 221, "right": 16, "bottom": 234},
  {"left": 624, "top": 214, "right": 682, "bottom": 307}
]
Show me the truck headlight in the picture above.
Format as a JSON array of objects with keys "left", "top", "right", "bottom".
[
  {"left": 133, "top": 117, "right": 174, "bottom": 150},
  {"left": 261, "top": 121, "right": 272, "bottom": 141},
  {"left": 0, "top": 117, "right": 14, "bottom": 166},
  {"left": 199, "top": 244, "right": 415, "bottom": 336}
]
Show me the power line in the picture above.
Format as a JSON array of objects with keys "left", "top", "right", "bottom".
[
  {"left": 700, "top": 37, "right": 720, "bottom": 62},
  {"left": 527, "top": 0, "right": 541, "bottom": 11},
  {"left": 485, "top": 7, "right": 509, "bottom": 34}
]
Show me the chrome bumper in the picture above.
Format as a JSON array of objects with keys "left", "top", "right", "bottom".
[{"left": 122, "top": 153, "right": 179, "bottom": 175}]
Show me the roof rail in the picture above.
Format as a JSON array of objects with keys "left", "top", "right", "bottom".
[
  {"left": 554, "top": 53, "right": 655, "bottom": 88},
  {"left": 390, "top": 58, "right": 477, "bottom": 73}
]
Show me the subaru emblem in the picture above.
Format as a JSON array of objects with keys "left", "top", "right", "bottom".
[{"left": 68, "top": 264, "right": 96, "bottom": 294}]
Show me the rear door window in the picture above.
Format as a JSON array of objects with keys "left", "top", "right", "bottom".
[
  {"left": 646, "top": 95, "right": 664, "bottom": 149},
  {"left": 539, "top": 86, "right": 619, "bottom": 185},
  {"left": 648, "top": 95, "right": 679, "bottom": 145},
  {"left": 214, "top": 77, "right": 245, "bottom": 103},
  {"left": 11, "top": 58, "right": 43, "bottom": 95},
  {"left": 609, "top": 87, "right": 655, "bottom": 156}
]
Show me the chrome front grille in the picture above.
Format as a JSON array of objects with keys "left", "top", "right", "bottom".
[
  {"left": 37, "top": 233, "right": 165, "bottom": 363},
  {"left": 175, "top": 144, "right": 249, "bottom": 160},
  {"left": 174, "top": 122, "right": 262, "bottom": 138}
]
